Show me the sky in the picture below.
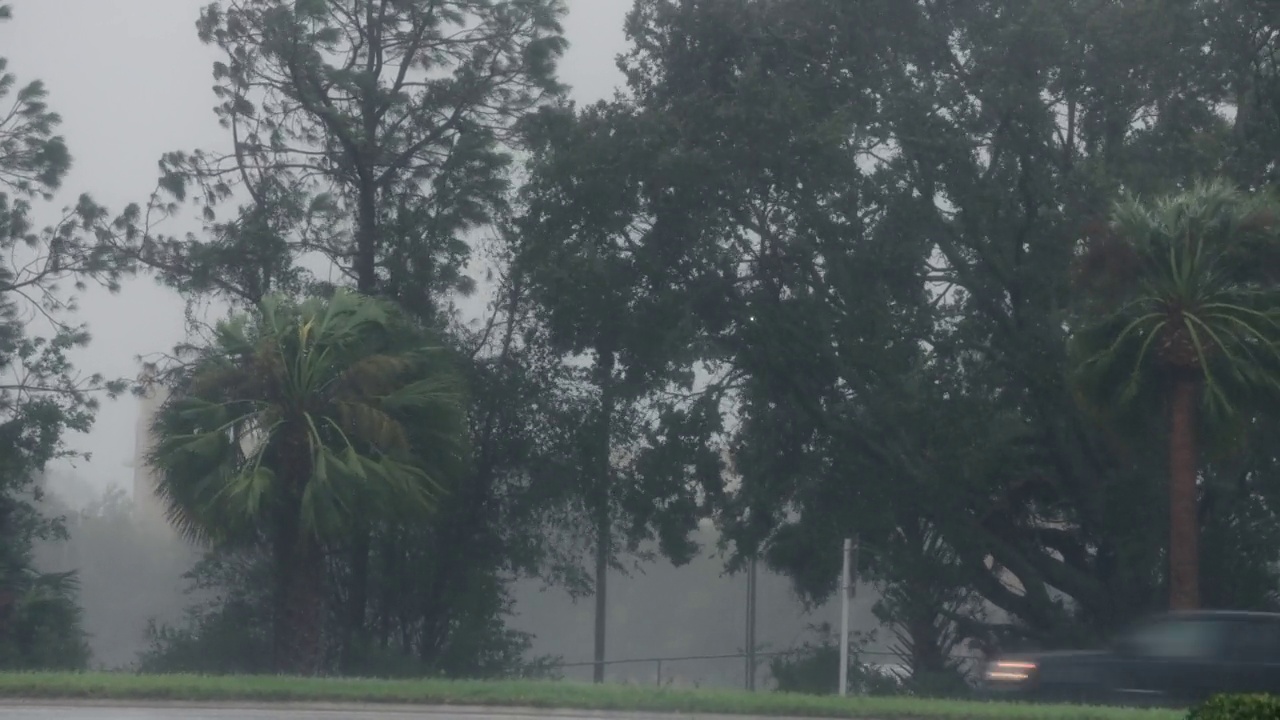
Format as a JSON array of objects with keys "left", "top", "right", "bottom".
[{"left": 3, "top": 0, "right": 633, "bottom": 495}]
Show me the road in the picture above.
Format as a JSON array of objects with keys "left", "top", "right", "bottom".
[
  {"left": 1, "top": 703, "right": 434, "bottom": 719},
  {"left": 0, "top": 703, "right": 724, "bottom": 720}
]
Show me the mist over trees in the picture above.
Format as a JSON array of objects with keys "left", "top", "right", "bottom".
[
  {"left": 3, "top": 0, "right": 1280, "bottom": 694},
  {"left": 33, "top": 484, "right": 199, "bottom": 670}
]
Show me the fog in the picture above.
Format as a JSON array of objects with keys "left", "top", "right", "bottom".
[
  {"left": 33, "top": 482, "right": 202, "bottom": 670},
  {"left": 11, "top": 0, "right": 892, "bottom": 683},
  {"left": 36, "top": 480, "right": 886, "bottom": 683},
  {"left": 31, "top": 397, "right": 888, "bottom": 681},
  {"left": 508, "top": 524, "right": 888, "bottom": 687}
]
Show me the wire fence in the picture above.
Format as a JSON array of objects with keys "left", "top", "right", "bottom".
[{"left": 548, "top": 648, "right": 988, "bottom": 690}]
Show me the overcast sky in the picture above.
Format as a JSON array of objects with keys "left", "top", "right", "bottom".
[{"left": 3, "top": 0, "right": 631, "bottom": 494}]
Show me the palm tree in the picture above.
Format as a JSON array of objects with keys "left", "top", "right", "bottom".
[
  {"left": 1072, "top": 179, "right": 1280, "bottom": 611},
  {"left": 147, "top": 290, "right": 466, "bottom": 675}
]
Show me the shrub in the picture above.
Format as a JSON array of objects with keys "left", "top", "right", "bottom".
[
  {"left": 769, "top": 625, "right": 906, "bottom": 696},
  {"left": 1189, "top": 694, "right": 1280, "bottom": 720}
]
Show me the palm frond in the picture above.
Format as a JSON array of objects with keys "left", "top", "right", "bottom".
[
  {"left": 382, "top": 373, "right": 467, "bottom": 412},
  {"left": 1072, "top": 179, "right": 1280, "bottom": 439},
  {"left": 333, "top": 400, "right": 409, "bottom": 450},
  {"left": 148, "top": 290, "right": 470, "bottom": 546},
  {"left": 332, "top": 354, "right": 419, "bottom": 397}
]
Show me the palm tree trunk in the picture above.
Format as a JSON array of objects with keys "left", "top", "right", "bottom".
[
  {"left": 278, "top": 533, "right": 326, "bottom": 675},
  {"left": 341, "top": 524, "right": 370, "bottom": 672},
  {"left": 273, "top": 441, "right": 326, "bottom": 676},
  {"left": 1168, "top": 377, "right": 1201, "bottom": 611}
]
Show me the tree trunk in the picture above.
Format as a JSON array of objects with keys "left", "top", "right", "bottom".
[
  {"left": 273, "top": 436, "right": 326, "bottom": 676},
  {"left": 591, "top": 347, "right": 616, "bottom": 684},
  {"left": 341, "top": 527, "right": 370, "bottom": 672},
  {"left": 1168, "top": 377, "right": 1201, "bottom": 611},
  {"left": 271, "top": 501, "right": 298, "bottom": 672},
  {"left": 347, "top": 173, "right": 378, "bottom": 668},
  {"left": 355, "top": 182, "right": 379, "bottom": 293},
  {"left": 277, "top": 533, "right": 326, "bottom": 675},
  {"left": 593, "top": 504, "right": 610, "bottom": 684}
]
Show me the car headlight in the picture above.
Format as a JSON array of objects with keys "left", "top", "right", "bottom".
[{"left": 984, "top": 660, "right": 1037, "bottom": 682}]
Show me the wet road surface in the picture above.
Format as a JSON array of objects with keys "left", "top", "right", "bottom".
[
  {"left": 2, "top": 705, "right": 428, "bottom": 719},
  {"left": 0, "top": 702, "right": 619, "bottom": 712},
  {"left": 0, "top": 704, "right": 655, "bottom": 720}
]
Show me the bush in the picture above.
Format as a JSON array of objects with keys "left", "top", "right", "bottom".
[
  {"left": 769, "top": 625, "right": 906, "bottom": 696},
  {"left": 142, "top": 545, "right": 561, "bottom": 679},
  {"left": 0, "top": 570, "right": 90, "bottom": 671},
  {"left": 137, "top": 550, "right": 274, "bottom": 675},
  {"left": 1189, "top": 695, "right": 1280, "bottom": 720}
]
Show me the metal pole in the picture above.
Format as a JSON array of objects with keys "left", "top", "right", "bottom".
[
  {"left": 838, "top": 538, "right": 852, "bottom": 697},
  {"left": 745, "top": 557, "right": 758, "bottom": 690}
]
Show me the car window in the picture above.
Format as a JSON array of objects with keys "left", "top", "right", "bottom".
[
  {"left": 1226, "top": 620, "right": 1280, "bottom": 663},
  {"left": 1125, "top": 619, "right": 1227, "bottom": 659}
]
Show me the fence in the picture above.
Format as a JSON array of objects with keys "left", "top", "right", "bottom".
[{"left": 549, "top": 648, "right": 986, "bottom": 690}]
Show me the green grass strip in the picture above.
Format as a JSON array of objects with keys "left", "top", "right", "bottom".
[{"left": 0, "top": 673, "right": 1184, "bottom": 720}]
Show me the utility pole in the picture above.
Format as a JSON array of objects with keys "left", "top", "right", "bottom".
[
  {"left": 747, "top": 550, "right": 752, "bottom": 686},
  {"left": 838, "top": 538, "right": 853, "bottom": 697}
]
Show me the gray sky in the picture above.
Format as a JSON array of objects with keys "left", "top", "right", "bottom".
[{"left": 3, "top": 0, "right": 631, "bottom": 494}]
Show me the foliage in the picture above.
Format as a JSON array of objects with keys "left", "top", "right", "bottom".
[
  {"left": 0, "top": 568, "right": 88, "bottom": 671},
  {"left": 140, "top": 0, "right": 567, "bottom": 307},
  {"left": 1072, "top": 180, "right": 1280, "bottom": 609},
  {"left": 1072, "top": 179, "right": 1280, "bottom": 432},
  {"left": 1197, "top": 415, "right": 1280, "bottom": 612},
  {"left": 0, "top": 672, "right": 1183, "bottom": 720},
  {"left": 768, "top": 626, "right": 908, "bottom": 697},
  {"left": 514, "top": 95, "right": 726, "bottom": 676},
  {"left": 1188, "top": 695, "right": 1280, "bottom": 720},
  {"left": 150, "top": 290, "right": 466, "bottom": 546},
  {"left": 18, "top": 0, "right": 1280, "bottom": 682},
  {"left": 148, "top": 290, "right": 468, "bottom": 674},
  {"left": 869, "top": 523, "right": 982, "bottom": 695},
  {"left": 0, "top": 3, "right": 142, "bottom": 671},
  {"left": 516, "top": 98, "right": 716, "bottom": 564},
  {"left": 139, "top": 283, "right": 566, "bottom": 679},
  {"left": 118, "top": 0, "right": 586, "bottom": 681},
  {"left": 589, "top": 0, "right": 1280, "bottom": 654},
  {"left": 138, "top": 549, "right": 274, "bottom": 675},
  {"left": 141, "top": 537, "right": 556, "bottom": 679},
  {"left": 1209, "top": 0, "right": 1280, "bottom": 190}
]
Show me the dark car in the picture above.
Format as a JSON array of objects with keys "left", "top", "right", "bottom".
[{"left": 982, "top": 610, "right": 1280, "bottom": 707}]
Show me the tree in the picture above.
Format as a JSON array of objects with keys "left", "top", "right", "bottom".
[
  {"left": 145, "top": 0, "right": 566, "bottom": 307},
  {"left": 515, "top": 101, "right": 714, "bottom": 682},
  {"left": 1208, "top": 0, "right": 1280, "bottom": 189},
  {"left": 619, "top": 0, "right": 980, "bottom": 664},
  {"left": 1072, "top": 179, "right": 1280, "bottom": 610},
  {"left": 148, "top": 290, "right": 467, "bottom": 674},
  {"left": 0, "top": 2, "right": 138, "bottom": 668},
  {"left": 128, "top": 3, "right": 570, "bottom": 669},
  {"left": 606, "top": 0, "right": 1275, "bottom": 649}
]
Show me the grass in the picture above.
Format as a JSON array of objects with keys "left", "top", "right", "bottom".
[{"left": 0, "top": 672, "right": 1186, "bottom": 720}]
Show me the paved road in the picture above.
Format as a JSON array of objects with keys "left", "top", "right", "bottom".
[
  {"left": 0, "top": 703, "right": 707, "bottom": 720},
  {"left": 2, "top": 704, "right": 433, "bottom": 719}
]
